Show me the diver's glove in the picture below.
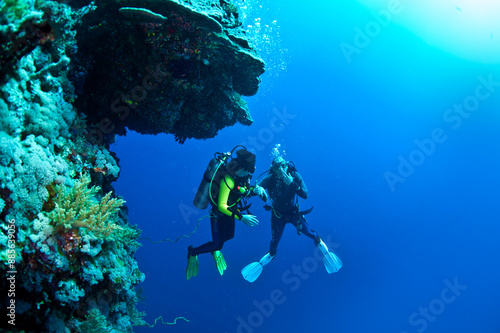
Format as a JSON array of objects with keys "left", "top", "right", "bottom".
[
  {"left": 241, "top": 214, "right": 259, "bottom": 227},
  {"left": 253, "top": 185, "right": 268, "bottom": 202}
]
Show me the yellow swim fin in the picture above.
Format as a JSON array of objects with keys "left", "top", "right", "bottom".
[
  {"left": 186, "top": 255, "right": 199, "bottom": 280},
  {"left": 212, "top": 250, "right": 227, "bottom": 276}
]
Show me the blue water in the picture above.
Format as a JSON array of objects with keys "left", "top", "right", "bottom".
[{"left": 111, "top": 1, "right": 500, "bottom": 332}]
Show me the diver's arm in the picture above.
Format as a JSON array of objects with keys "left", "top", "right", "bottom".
[
  {"left": 291, "top": 172, "right": 308, "bottom": 199},
  {"left": 217, "top": 175, "right": 259, "bottom": 226},
  {"left": 251, "top": 175, "right": 269, "bottom": 202},
  {"left": 218, "top": 175, "right": 240, "bottom": 218}
]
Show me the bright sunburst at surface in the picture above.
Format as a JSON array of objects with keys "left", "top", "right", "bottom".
[{"left": 355, "top": 0, "right": 500, "bottom": 63}]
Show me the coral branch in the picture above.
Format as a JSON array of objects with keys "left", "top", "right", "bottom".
[{"left": 48, "top": 173, "right": 125, "bottom": 240}]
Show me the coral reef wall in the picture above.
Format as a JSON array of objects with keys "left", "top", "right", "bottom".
[
  {"left": 1, "top": 0, "right": 263, "bottom": 331},
  {"left": 0, "top": 0, "right": 144, "bottom": 331},
  {"left": 73, "top": 0, "right": 265, "bottom": 144}
]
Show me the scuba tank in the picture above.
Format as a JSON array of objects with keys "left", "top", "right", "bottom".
[
  {"left": 193, "top": 145, "right": 247, "bottom": 210},
  {"left": 193, "top": 152, "right": 229, "bottom": 210}
]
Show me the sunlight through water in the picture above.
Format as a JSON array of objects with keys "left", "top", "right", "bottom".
[{"left": 356, "top": 0, "right": 500, "bottom": 63}]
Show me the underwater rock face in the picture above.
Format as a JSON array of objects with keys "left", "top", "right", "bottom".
[
  {"left": 0, "top": 0, "right": 146, "bottom": 332},
  {"left": 74, "top": 0, "right": 265, "bottom": 144}
]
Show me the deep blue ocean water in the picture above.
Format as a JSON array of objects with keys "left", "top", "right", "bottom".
[{"left": 110, "top": 1, "right": 500, "bottom": 332}]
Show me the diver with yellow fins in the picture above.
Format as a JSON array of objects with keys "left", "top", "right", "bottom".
[{"left": 187, "top": 146, "right": 267, "bottom": 280}]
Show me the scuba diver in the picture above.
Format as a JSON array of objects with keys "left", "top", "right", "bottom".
[
  {"left": 187, "top": 147, "right": 266, "bottom": 280},
  {"left": 242, "top": 156, "right": 342, "bottom": 282}
]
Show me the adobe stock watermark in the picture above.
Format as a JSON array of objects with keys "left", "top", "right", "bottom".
[
  {"left": 177, "top": 106, "right": 296, "bottom": 226},
  {"left": 235, "top": 236, "right": 340, "bottom": 333},
  {"left": 385, "top": 74, "right": 500, "bottom": 192},
  {"left": 340, "top": 0, "right": 411, "bottom": 63},
  {"left": 6, "top": 219, "right": 17, "bottom": 326},
  {"left": 400, "top": 277, "right": 467, "bottom": 333}
]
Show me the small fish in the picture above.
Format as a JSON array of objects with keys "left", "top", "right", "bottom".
[
  {"left": 456, "top": 6, "right": 462, "bottom": 12},
  {"left": 69, "top": 218, "right": 88, "bottom": 229}
]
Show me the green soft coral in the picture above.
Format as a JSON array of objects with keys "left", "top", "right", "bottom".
[
  {"left": 79, "top": 308, "right": 113, "bottom": 333},
  {"left": 48, "top": 173, "right": 125, "bottom": 240}
]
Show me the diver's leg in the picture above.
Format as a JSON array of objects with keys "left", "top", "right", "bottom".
[
  {"left": 216, "top": 214, "right": 236, "bottom": 250},
  {"left": 211, "top": 214, "right": 233, "bottom": 275},
  {"left": 269, "top": 215, "right": 285, "bottom": 257},
  {"left": 189, "top": 214, "right": 222, "bottom": 256},
  {"left": 293, "top": 216, "right": 320, "bottom": 245}
]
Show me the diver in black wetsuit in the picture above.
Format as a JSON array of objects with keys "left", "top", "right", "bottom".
[
  {"left": 242, "top": 156, "right": 343, "bottom": 282},
  {"left": 256, "top": 156, "right": 320, "bottom": 257}
]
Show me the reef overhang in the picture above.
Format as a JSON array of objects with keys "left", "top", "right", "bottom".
[{"left": 73, "top": 0, "right": 266, "bottom": 144}]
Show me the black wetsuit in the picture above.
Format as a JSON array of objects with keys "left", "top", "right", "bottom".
[{"left": 258, "top": 169, "right": 319, "bottom": 256}]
